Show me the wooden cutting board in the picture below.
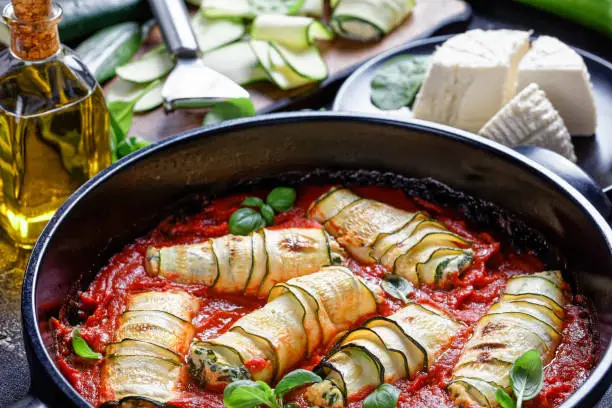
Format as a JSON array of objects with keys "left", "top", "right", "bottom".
[{"left": 119, "top": 0, "right": 471, "bottom": 142}]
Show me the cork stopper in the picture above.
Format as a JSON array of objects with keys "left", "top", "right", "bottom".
[{"left": 4, "top": 0, "right": 61, "bottom": 61}]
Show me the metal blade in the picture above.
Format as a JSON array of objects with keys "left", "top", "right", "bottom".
[{"left": 162, "top": 58, "right": 250, "bottom": 112}]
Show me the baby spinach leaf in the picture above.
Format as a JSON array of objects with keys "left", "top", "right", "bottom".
[
  {"left": 363, "top": 383, "right": 401, "bottom": 408},
  {"left": 229, "top": 208, "right": 266, "bottom": 235},
  {"left": 274, "top": 369, "right": 322, "bottom": 398},
  {"left": 223, "top": 380, "right": 278, "bottom": 408},
  {"left": 381, "top": 274, "right": 414, "bottom": 304},
  {"left": 496, "top": 388, "right": 517, "bottom": 408},
  {"left": 266, "top": 187, "right": 297, "bottom": 213},
  {"left": 261, "top": 203, "right": 276, "bottom": 226},
  {"left": 203, "top": 98, "right": 256, "bottom": 126},
  {"left": 510, "top": 349, "right": 544, "bottom": 407},
  {"left": 71, "top": 329, "right": 101, "bottom": 360},
  {"left": 370, "top": 55, "right": 429, "bottom": 111}
]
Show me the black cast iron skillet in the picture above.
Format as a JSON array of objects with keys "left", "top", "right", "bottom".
[{"left": 15, "top": 113, "right": 612, "bottom": 407}]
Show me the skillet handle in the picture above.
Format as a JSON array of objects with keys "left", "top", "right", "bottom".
[
  {"left": 513, "top": 145, "right": 612, "bottom": 219},
  {"left": 8, "top": 394, "right": 48, "bottom": 408}
]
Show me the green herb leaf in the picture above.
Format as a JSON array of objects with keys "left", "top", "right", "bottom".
[
  {"left": 203, "top": 98, "right": 256, "bottom": 126},
  {"left": 381, "top": 274, "right": 414, "bottom": 304},
  {"left": 370, "top": 55, "right": 429, "bottom": 111},
  {"left": 274, "top": 369, "right": 322, "bottom": 398},
  {"left": 116, "top": 136, "right": 151, "bottom": 160},
  {"left": 496, "top": 388, "right": 517, "bottom": 408},
  {"left": 510, "top": 349, "right": 544, "bottom": 408},
  {"left": 223, "top": 380, "right": 278, "bottom": 408},
  {"left": 266, "top": 187, "right": 296, "bottom": 213},
  {"left": 71, "top": 329, "right": 101, "bottom": 360},
  {"left": 261, "top": 203, "right": 276, "bottom": 226},
  {"left": 229, "top": 208, "right": 266, "bottom": 235},
  {"left": 363, "top": 383, "right": 401, "bottom": 408},
  {"left": 242, "top": 197, "right": 264, "bottom": 208}
]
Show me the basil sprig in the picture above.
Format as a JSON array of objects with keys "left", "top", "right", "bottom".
[
  {"left": 381, "top": 274, "right": 414, "bottom": 304},
  {"left": 363, "top": 383, "right": 401, "bottom": 408},
  {"left": 223, "top": 369, "right": 321, "bottom": 408},
  {"left": 495, "top": 349, "right": 544, "bottom": 408},
  {"left": 108, "top": 80, "right": 158, "bottom": 162},
  {"left": 71, "top": 329, "right": 102, "bottom": 360},
  {"left": 229, "top": 187, "right": 297, "bottom": 235}
]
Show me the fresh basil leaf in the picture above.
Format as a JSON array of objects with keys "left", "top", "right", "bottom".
[
  {"left": 261, "top": 203, "right": 276, "bottom": 226},
  {"left": 116, "top": 136, "right": 151, "bottom": 160},
  {"left": 266, "top": 187, "right": 296, "bottom": 213},
  {"left": 370, "top": 55, "right": 429, "bottom": 111},
  {"left": 242, "top": 197, "right": 264, "bottom": 208},
  {"left": 363, "top": 383, "right": 401, "bottom": 408},
  {"left": 274, "top": 369, "right": 322, "bottom": 398},
  {"left": 108, "top": 80, "right": 160, "bottom": 137},
  {"left": 381, "top": 274, "right": 414, "bottom": 303},
  {"left": 495, "top": 388, "right": 517, "bottom": 408},
  {"left": 71, "top": 329, "right": 101, "bottom": 360},
  {"left": 510, "top": 349, "right": 544, "bottom": 406},
  {"left": 223, "top": 379, "right": 278, "bottom": 408},
  {"left": 229, "top": 208, "right": 266, "bottom": 235},
  {"left": 203, "top": 98, "right": 256, "bottom": 126}
]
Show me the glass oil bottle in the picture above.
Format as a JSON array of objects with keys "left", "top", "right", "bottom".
[{"left": 0, "top": 0, "right": 111, "bottom": 247}]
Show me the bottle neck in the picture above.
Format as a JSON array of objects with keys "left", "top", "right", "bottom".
[{"left": 3, "top": 2, "right": 62, "bottom": 61}]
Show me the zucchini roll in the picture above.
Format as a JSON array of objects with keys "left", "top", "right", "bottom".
[
  {"left": 331, "top": 0, "right": 415, "bottom": 41},
  {"left": 305, "top": 302, "right": 461, "bottom": 408},
  {"left": 448, "top": 271, "right": 567, "bottom": 407},
  {"left": 145, "top": 227, "right": 343, "bottom": 296},
  {"left": 187, "top": 266, "right": 380, "bottom": 388},
  {"left": 101, "top": 291, "right": 199, "bottom": 404},
  {"left": 308, "top": 187, "right": 473, "bottom": 287}
]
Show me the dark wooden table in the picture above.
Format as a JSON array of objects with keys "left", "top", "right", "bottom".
[{"left": 1, "top": 1, "right": 611, "bottom": 406}]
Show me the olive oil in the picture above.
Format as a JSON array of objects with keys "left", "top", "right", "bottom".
[{"left": 0, "top": 1, "right": 111, "bottom": 246}]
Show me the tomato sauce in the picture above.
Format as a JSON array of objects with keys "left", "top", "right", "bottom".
[{"left": 52, "top": 185, "right": 595, "bottom": 407}]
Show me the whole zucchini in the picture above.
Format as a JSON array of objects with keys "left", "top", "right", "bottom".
[{"left": 0, "top": 0, "right": 150, "bottom": 44}]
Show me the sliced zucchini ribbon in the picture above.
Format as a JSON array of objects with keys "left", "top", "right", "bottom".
[
  {"left": 145, "top": 227, "right": 343, "bottom": 296},
  {"left": 250, "top": 14, "right": 334, "bottom": 90},
  {"left": 101, "top": 291, "right": 199, "bottom": 404},
  {"left": 305, "top": 302, "right": 461, "bottom": 407},
  {"left": 308, "top": 187, "right": 473, "bottom": 287},
  {"left": 187, "top": 266, "right": 380, "bottom": 388},
  {"left": 448, "top": 271, "right": 567, "bottom": 408},
  {"left": 331, "top": 0, "right": 416, "bottom": 41}
]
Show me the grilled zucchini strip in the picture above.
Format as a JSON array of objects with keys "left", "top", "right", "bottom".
[
  {"left": 101, "top": 291, "right": 199, "bottom": 404},
  {"left": 187, "top": 266, "right": 380, "bottom": 388},
  {"left": 145, "top": 228, "right": 343, "bottom": 296},
  {"left": 449, "top": 271, "right": 567, "bottom": 407},
  {"left": 331, "top": 0, "right": 416, "bottom": 41},
  {"left": 306, "top": 302, "right": 461, "bottom": 407},
  {"left": 308, "top": 187, "right": 473, "bottom": 286}
]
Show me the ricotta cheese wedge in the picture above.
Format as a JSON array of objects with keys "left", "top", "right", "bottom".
[
  {"left": 479, "top": 83, "right": 577, "bottom": 162},
  {"left": 412, "top": 29, "right": 531, "bottom": 133},
  {"left": 518, "top": 36, "right": 597, "bottom": 136}
]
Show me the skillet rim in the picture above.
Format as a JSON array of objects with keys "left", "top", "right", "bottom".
[{"left": 21, "top": 112, "right": 612, "bottom": 407}]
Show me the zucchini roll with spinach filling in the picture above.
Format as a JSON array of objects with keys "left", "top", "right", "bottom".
[
  {"left": 188, "top": 266, "right": 380, "bottom": 388},
  {"left": 305, "top": 302, "right": 461, "bottom": 408},
  {"left": 145, "top": 227, "right": 343, "bottom": 296},
  {"left": 308, "top": 187, "right": 473, "bottom": 287},
  {"left": 100, "top": 291, "right": 199, "bottom": 404},
  {"left": 331, "top": 0, "right": 416, "bottom": 41},
  {"left": 448, "top": 271, "right": 567, "bottom": 407}
]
